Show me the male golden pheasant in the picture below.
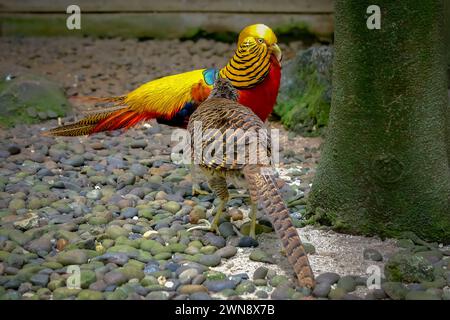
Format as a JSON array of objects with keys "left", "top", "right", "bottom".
[
  {"left": 44, "top": 24, "right": 281, "bottom": 136},
  {"left": 187, "top": 78, "right": 315, "bottom": 288}
]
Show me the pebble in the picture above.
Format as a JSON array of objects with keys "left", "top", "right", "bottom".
[
  {"left": 218, "top": 222, "right": 235, "bottom": 238},
  {"left": 30, "top": 273, "right": 49, "bottom": 287},
  {"left": 363, "top": 248, "right": 383, "bottom": 261},
  {"left": 303, "top": 243, "right": 316, "bottom": 255},
  {"left": 106, "top": 225, "right": 129, "bottom": 239},
  {"left": 249, "top": 249, "right": 273, "bottom": 263},
  {"left": 56, "top": 250, "right": 88, "bottom": 265},
  {"left": 255, "top": 290, "right": 268, "bottom": 299},
  {"left": 189, "top": 292, "right": 212, "bottom": 300},
  {"left": 196, "top": 254, "right": 221, "bottom": 267},
  {"left": 271, "top": 286, "right": 294, "bottom": 300},
  {"left": 312, "top": 282, "right": 331, "bottom": 298},
  {"left": 178, "top": 284, "right": 207, "bottom": 294},
  {"left": 203, "top": 280, "right": 238, "bottom": 292},
  {"left": 238, "top": 236, "right": 258, "bottom": 248},
  {"left": 253, "top": 267, "right": 269, "bottom": 280},
  {"left": 202, "top": 233, "right": 226, "bottom": 248},
  {"left": 215, "top": 246, "right": 237, "bottom": 259},
  {"left": 235, "top": 281, "right": 256, "bottom": 294},
  {"left": 103, "top": 271, "right": 128, "bottom": 286},
  {"left": 78, "top": 289, "right": 104, "bottom": 300},
  {"left": 65, "top": 155, "right": 85, "bottom": 167},
  {"left": 316, "top": 272, "right": 340, "bottom": 285},
  {"left": 337, "top": 275, "right": 357, "bottom": 292},
  {"left": 178, "top": 268, "right": 199, "bottom": 283}
]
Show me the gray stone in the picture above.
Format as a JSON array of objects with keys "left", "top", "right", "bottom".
[
  {"left": 316, "top": 272, "right": 340, "bottom": 285},
  {"left": 65, "top": 155, "right": 85, "bottom": 167},
  {"left": 363, "top": 248, "right": 383, "bottom": 261},
  {"left": 215, "top": 246, "right": 237, "bottom": 259},
  {"left": 30, "top": 273, "right": 49, "bottom": 287},
  {"left": 253, "top": 266, "right": 269, "bottom": 280},
  {"left": 312, "top": 282, "right": 331, "bottom": 298},
  {"left": 203, "top": 280, "right": 238, "bottom": 292},
  {"left": 202, "top": 233, "right": 226, "bottom": 248},
  {"left": 196, "top": 254, "right": 221, "bottom": 267},
  {"left": 189, "top": 292, "right": 211, "bottom": 300},
  {"left": 238, "top": 236, "right": 259, "bottom": 248},
  {"left": 86, "top": 189, "right": 102, "bottom": 200},
  {"left": 218, "top": 222, "right": 235, "bottom": 238}
]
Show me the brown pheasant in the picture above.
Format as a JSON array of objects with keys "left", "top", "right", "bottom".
[{"left": 187, "top": 78, "right": 315, "bottom": 288}]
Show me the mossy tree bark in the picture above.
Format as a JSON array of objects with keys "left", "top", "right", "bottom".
[{"left": 308, "top": 0, "right": 450, "bottom": 242}]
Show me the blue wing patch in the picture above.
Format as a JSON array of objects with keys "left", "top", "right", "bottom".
[{"left": 202, "top": 68, "right": 219, "bottom": 86}]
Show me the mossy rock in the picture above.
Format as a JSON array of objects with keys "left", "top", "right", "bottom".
[
  {"left": 384, "top": 251, "right": 435, "bottom": 283},
  {"left": 0, "top": 64, "right": 71, "bottom": 128},
  {"left": 274, "top": 46, "right": 333, "bottom": 136}
]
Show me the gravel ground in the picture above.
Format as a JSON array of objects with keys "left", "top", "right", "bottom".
[{"left": 0, "top": 37, "right": 449, "bottom": 300}]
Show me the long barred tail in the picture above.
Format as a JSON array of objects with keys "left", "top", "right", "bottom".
[
  {"left": 244, "top": 166, "right": 315, "bottom": 288},
  {"left": 68, "top": 95, "right": 126, "bottom": 105},
  {"left": 43, "top": 105, "right": 155, "bottom": 137}
]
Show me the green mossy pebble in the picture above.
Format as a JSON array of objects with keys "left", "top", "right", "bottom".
[
  {"left": 118, "top": 266, "right": 145, "bottom": 280},
  {"left": 220, "top": 288, "right": 237, "bottom": 297},
  {"left": 56, "top": 249, "right": 88, "bottom": 265},
  {"left": 381, "top": 282, "right": 408, "bottom": 300},
  {"left": 328, "top": 287, "right": 346, "bottom": 300},
  {"left": 204, "top": 271, "right": 226, "bottom": 281},
  {"left": 200, "top": 245, "right": 217, "bottom": 255},
  {"left": 384, "top": 251, "right": 434, "bottom": 283},
  {"left": 162, "top": 201, "right": 181, "bottom": 214},
  {"left": 52, "top": 287, "right": 81, "bottom": 299},
  {"left": 105, "top": 225, "right": 129, "bottom": 239},
  {"left": 249, "top": 249, "right": 273, "bottom": 263},
  {"left": 48, "top": 279, "right": 66, "bottom": 291},
  {"left": 269, "top": 275, "right": 289, "bottom": 287},
  {"left": 77, "top": 289, "right": 104, "bottom": 300},
  {"left": 42, "top": 261, "right": 63, "bottom": 269},
  {"left": 80, "top": 270, "right": 97, "bottom": 289},
  {"left": 107, "top": 245, "right": 139, "bottom": 256},
  {"left": 235, "top": 281, "right": 256, "bottom": 294},
  {"left": 254, "top": 279, "right": 268, "bottom": 286},
  {"left": 153, "top": 252, "right": 172, "bottom": 260}
]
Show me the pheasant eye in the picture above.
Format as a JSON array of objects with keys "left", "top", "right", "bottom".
[{"left": 257, "top": 38, "right": 264, "bottom": 44}]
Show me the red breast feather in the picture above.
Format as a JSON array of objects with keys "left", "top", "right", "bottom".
[{"left": 237, "top": 57, "right": 281, "bottom": 122}]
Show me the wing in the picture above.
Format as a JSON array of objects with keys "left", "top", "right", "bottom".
[{"left": 44, "top": 68, "right": 219, "bottom": 136}]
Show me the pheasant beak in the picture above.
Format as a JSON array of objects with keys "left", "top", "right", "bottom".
[{"left": 271, "top": 43, "right": 282, "bottom": 63}]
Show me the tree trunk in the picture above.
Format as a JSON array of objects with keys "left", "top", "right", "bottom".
[{"left": 308, "top": 0, "right": 450, "bottom": 242}]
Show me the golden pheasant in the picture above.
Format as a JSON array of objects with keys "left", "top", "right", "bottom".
[
  {"left": 43, "top": 24, "right": 281, "bottom": 136},
  {"left": 187, "top": 78, "right": 315, "bottom": 288}
]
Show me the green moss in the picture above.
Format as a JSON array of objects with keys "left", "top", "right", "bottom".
[
  {"left": 275, "top": 46, "right": 333, "bottom": 136},
  {"left": 0, "top": 73, "right": 70, "bottom": 128},
  {"left": 276, "top": 70, "right": 330, "bottom": 136}
]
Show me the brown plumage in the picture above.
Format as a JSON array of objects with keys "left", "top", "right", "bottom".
[{"left": 187, "top": 78, "right": 315, "bottom": 288}]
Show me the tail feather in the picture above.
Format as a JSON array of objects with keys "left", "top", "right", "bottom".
[
  {"left": 42, "top": 106, "right": 154, "bottom": 137},
  {"left": 244, "top": 166, "right": 315, "bottom": 288},
  {"left": 69, "top": 95, "right": 126, "bottom": 105}
]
